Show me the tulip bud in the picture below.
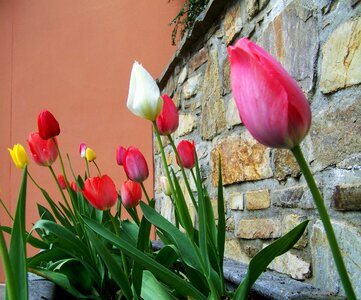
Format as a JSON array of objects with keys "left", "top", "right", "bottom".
[
  {"left": 160, "top": 176, "right": 172, "bottom": 196},
  {"left": 228, "top": 38, "right": 311, "bottom": 149},
  {"left": 127, "top": 61, "right": 163, "bottom": 121},
  {"left": 79, "top": 143, "right": 87, "bottom": 158},
  {"left": 27, "top": 132, "right": 58, "bottom": 166},
  {"left": 121, "top": 180, "right": 142, "bottom": 208},
  {"left": 176, "top": 140, "right": 196, "bottom": 169},
  {"left": 8, "top": 144, "right": 29, "bottom": 169},
  {"left": 116, "top": 146, "right": 126, "bottom": 166},
  {"left": 123, "top": 147, "right": 149, "bottom": 182},
  {"left": 82, "top": 175, "right": 118, "bottom": 210},
  {"left": 85, "top": 147, "right": 96, "bottom": 162},
  {"left": 70, "top": 181, "right": 79, "bottom": 192},
  {"left": 37, "top": 110, "right": 60, "bottom": 140},
  {"left": 57, "top": 175, "right": 67, "bottom": 190},
  {"left": 156, "top": 94, "right": 179, "bottom": 135}
]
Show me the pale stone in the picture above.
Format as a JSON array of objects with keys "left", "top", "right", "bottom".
[
  {"left": 223, "top": 4, "right": 242, "bottom": 44},
  {"left": 225, "top": 97, "right": 241, "bottom": 128},
  {"left": 211, "top": 132, "right": 273, "bottom": 186},
  {"left": 246, "top": 0, "right": 258, "bottom": 19},
  {"left": 311, "top": 220, "right": 361, "bottom": 297},
  {"left": 282, "top": 214, "right": 308, "bottom": 249},
  {"left": 260, "top": 1, "right": 318, "bottom": 93},
  {"left": 268, "top": 251, "right": 310, "bottom": 280},
  {"left": 229, "top": 192, "right": 244, "bottom": 211},
  {"left": 160, "top": 197, "right": 175, "bottom": 223},
  {"left": 245, "top": 189, "right": 270, "bottom": 210},
  {"left": 226, "top": 216, "right": 235, "bottom": 232},
  {"left": 182, "top": 73, "right": 202, "bottom": 100},
  {"left": 188, "top": 47, "right": 208, "bottom": 74},
  {"left": 236, "top": 218, "right": 281, "bottom": 239},
  {"left": 225, "top": 239, "right": 250, "bottom": 264},
  {"left": 320, "top": 16, "right": 361, "bottom": 93},
  {"left": 178, "top": 66, "right": 187, "bottom": 85},
  {"left": 201, "top": 47, "right": 226, "bottom": 140},
  {"left": 177, "top": 114, "right": 196, "bottom": 137},
  {"left": 274, "top": 149, "right": 300, "bottom": 181}
]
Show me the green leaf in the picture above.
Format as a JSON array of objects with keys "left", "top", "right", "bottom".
[
  {"left": 27, "top": 248, "right": 69, "bottom": 268},
  {"left": 0, "top": 229, "right": 16, "bottom": 300},
  {"left": 8, "top": 166, "right": 28, "bottom": 300},
  {"left": 84, "top": 217, "right": 206, "bottom": 300},
  {"left": 37, "top": 203, "right": 56, "bottom": 222},
  {"left": 155, "top": 245, "right": 179, "bottom": 268},
  {"left": 234, "top": 220, "right": 309, "bottom": 299},
  {"left": 141, "top": 271, "right": 177, "bottom": 300},
  {"left": 0, "top": 226, "right": 49, "bottom": 249},
  {"left": 120, "top": 220, "right": 139, "bottom": 246},
  {"left": 86, "top": 229, "right": 133, "bottom": 300}
]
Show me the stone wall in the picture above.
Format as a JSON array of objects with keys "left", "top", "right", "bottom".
[{"left": 154, "top": 0, "right": 361, "bottom": 297}]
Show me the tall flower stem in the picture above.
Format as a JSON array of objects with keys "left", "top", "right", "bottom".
[
  {"left": 167, "top": 134, "right": 198, "bottom": 210},
  {"left": 140, "top": 182, "right": 150, "bottom": 204},
  {"left": 84, "top": 158, "right": 90, "bottom": 178},
  {"left": 291, "top": 145, "right": 356, "bottom": 300},
  {"left": 93, "top": 161, "right": 101, "bottom": 176},
  {"left": 0, "top": 197, "right": 13, "bottom": 221}
]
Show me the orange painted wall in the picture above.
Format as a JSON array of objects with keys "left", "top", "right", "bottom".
[{"left": 0, "top": 0, "right": 183, "bottom": 282}]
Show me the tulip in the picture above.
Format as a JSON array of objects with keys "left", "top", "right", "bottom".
[
  {"left": 176, "top": 140, "right": 196, "bottom": 169},
  {"left": 79, "top": 143, "right": 87, "bottom": 158},
  {"left": 57, "top": 175, "right": 67, "bottom": 190},
  {"left": 228, "top": 38, "right": 311, "bottom": 149},
  {"left": 8, "top": 144, "right": 29, "bottom": 169},
  {"left": 70, "top": 181, "right": 79, "bottom": 192},
  {"left": 121, "top": 180, "right": 142, "bottom": 208},
  {"left": 38, "top": 110, "right": 60, "bottom": 140},
  {"left": 82, "top": 175, "right": 118, "bottom": 210},
  {"left": 123, "top": 147, "right": 149, "bottom": 182},
  {"left": 156, "top": 94, "right": 179, "bottom": 135},
  {"left": 116, "top": 146, "right": 126, "bottom": 166},
  {"left": 127, "top": 61, "right": 163, "bottom": 121},
  {"left": 85, "top": 147, "right": 96, "bottom": 162},
  {"left": 27, "top": 132, "right": 58, "bottom": 166},
  {"left": 160, "top": 176, "right": 172, "bottom": 196}
]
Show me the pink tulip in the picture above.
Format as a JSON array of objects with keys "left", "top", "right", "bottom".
[
  {"left": 228, "top": 38, "right": 311, "bottom": 149},
  {"left": 177, "top": 140, "right": 196, "bottom": 169},
  {"left": 37, "top": 110, "right": 60, "bottom": 140},
  {"left": 121, "top": 180, "right": 142, "bottom": 208},
  {"left": 79, "top": 143, "right": 87, "bottom": 158},
  {"left": 57, "top": 175, "right": 67, "bottom": 190},
  {"left": 27, "top": 132, "right": 58, "bottom": 166},
  {"left": 116, "top": 146, "right": 126, "bottom": 166},
  {"left": 82, "top": 175, "right": 118, "bottom": 210},
  {"left": 123, "top": 147, "right": 149, "bottom": 182},
  {"left": 156, "top": 94, "right": 179, "bottom": 135}
]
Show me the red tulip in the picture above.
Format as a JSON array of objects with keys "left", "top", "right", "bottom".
[
  {"left": 37, "top": 110, "right": 60, "bottom": 140},
  {"left": 228, "top": 38, "right": 311, "bottom": 149},
  {"left": 156, "top": 94, "right": 179, "bottom": 135},
  {"left": 82, "top": 175, "right": 118, "bottom": 210},
  {"left": 27, "top": 132, "right": 58, "bottom": 166},
  {"left": 121, "top": 180, "right": 142, "bottom": 208},
  {"left": 176, "top": 140, "right": 196, "bottom": 169},
  {"left": 116, "top": 146, "right": 126, "bottom": 166},
  {"left": 70, "top": 181, "right": 79, "bottom": 192},
  {"left": 57, "top": 175, "right": 67, "bottom": 190},
  {"left": 123, "top": 147, "right": 149, "bottom": 182}
]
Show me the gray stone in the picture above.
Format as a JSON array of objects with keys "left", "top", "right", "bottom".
[
  {"left": 331, "top": 184, "right": 361, "bottom": 211},
  {"left": 273, "top": 186, "right": 307, "bottom": 208},
  {"left": 229, "top": 192, "right": 244, "bottom": 210},
  {"left": 182, "top": 73, "right": 202, "bottom": 100},
  {"left": 177, "top": 66, "right": 187, "bottom": 85},
  {"left": 225, "top": 97, "right": 241, "bottom": 128},
  {"left": 177, "top": 114, "right": 196, "bottom": 137},
  {"left": 260, "top": 1, "right": 318, "bottom": 94},
  {"left": 274, "top": 149, "right": 301, "bottom": 181}
]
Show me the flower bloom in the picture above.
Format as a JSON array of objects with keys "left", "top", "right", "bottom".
[
  {"left": 156, "top": 94, "right": 179, "bottom": 135},
  {"left": 123, "top": 147, "right": 149, "bottom": 182},
  {"left": 160, "top": 176, "right": 172, "bottom": 196},
  {"left": 85, "top": 147, "right": 96, "bottom": 162},
  {"left": 82, "top": 175, "right": 118, "bottom": 210},
  {"left": 177, "top": 140, "right": 196, "bottom": 169},
  {"left": 79, "top": 143, "right": 87, "bottom": 158},
  {"left": 57, "top": 175, "right": 67, "bottom": 190},
  {"left": 27, "top": 132, "right": 58, "bottom": 166},
  {"left": 70, "top": 181, "right": 79, "bottom": 192},
  {"left": 228, "top": 38, "right": 311, "bottom": 149},
  {"left": 116, "top": 146, "right": 126, "bottom": 166},
  {"left": 126, "top": 61, "right": 163, "bottom": 121},
  {"left": 8, "top": 144, "right": 29, "bottom": 169},
  {"left": 121, "top": 180, "right": 142, "bottom": 208},
  {"left": 37, "top": 110, "right": 60, "bottom": 140}
]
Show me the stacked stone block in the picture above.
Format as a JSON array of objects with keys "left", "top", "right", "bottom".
[{"left": 154, "top": 0, "right": 361, "bottom": 297}]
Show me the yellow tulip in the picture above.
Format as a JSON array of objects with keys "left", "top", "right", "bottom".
[
  {"left": 85, "top": 147, "right": 96, "bottom": 162},
  {"left": 8, "top": 144, "right": 28, "bottom": 169}
]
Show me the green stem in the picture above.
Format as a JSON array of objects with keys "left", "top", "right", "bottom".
[
  {"left": 291, "top": 145, "right": 356, "bottom": 300},
  {"left": 167, "top": 134, "right": 198, "bottom": 210},
  {"left": 0, "top": 197, "right": 13, "bottom": 221},
  {"left": 85, "top": 158, "right": 90, "bottom": 178},
  {"left": 27, "top": 171, "right": 42, "bottom": 191},
  {"left": 93, "top": 161, "right": 101, "bottom": 176},
  {"left": 140, "top": 182, "right": 150, "bottom": 203}
]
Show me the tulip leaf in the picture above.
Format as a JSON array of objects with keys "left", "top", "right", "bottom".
[
  {"left": 234, "top": 220, "right": 309, "bottom": 299},
  {"left": 85, "top": 228, "right": 133, "bottom": 300},
  {"left": 141, "top": 271, "right": 177, "bottom": 300},
  {"left": 27, "top": 248, "right": 69, "bottom": 268},
  {"left": 84, "top": 216, "right": 206, "bottom": 300},
  {"left": 155, "top": 245, "right": 179, "bottom": 268},
  {"left": 37, "top": 203, "right": 56, "bottom": 222},
  {"left": 0, "top": 226, "right": 49, "bottom": 250},
  {"left": 8, "top": 166, "right": 28, "bottom": 300}
]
